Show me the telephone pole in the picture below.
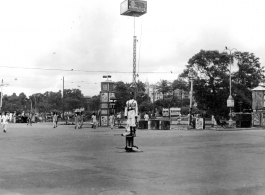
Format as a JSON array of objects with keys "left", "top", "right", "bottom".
[
  {"left": 0, "top": 79, "right": 9, "bottom": 112},
  {"left": 62, "top": 77, "right": 65, "bottom": 120}
]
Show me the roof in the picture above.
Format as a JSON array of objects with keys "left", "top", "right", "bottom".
[{"left": 252, "top": 86, "right": 265, "bottom": 91}]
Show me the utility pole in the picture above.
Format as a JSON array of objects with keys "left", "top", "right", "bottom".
[
  {"left": 62, "top": 77, "right": 64, "bottom": 120},
  {"left": 0, "top": 79, "right": 9, "bottom": 112}
]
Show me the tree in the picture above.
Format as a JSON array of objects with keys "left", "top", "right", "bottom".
[
  {"left": 114, "top": 81, "right": 131, "bottom": 112},
  {"left": 156, "top": 80, "right": 171, "bottom": 102},
  {"left": 138, "top": 100, "right": 153, "bottom": 113},
  {"left": 171, "top": 78, "right": 189, "bottom": 109},
  {"left": 232, "top": 51, "right": 264, "bottom": 111},
  {"left": 87, "top": 95, "right": 100, "bottom": 112},
  {"left": 183, "top": 49, "right": 264, "bottom": 117}
]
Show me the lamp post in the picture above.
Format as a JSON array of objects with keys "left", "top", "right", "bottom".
[
  {"left": 188, "top": 69, "right": 195, "bottom": 126},
  {"left": 225, "top": 46, "right": 238, "bottom": 127}
]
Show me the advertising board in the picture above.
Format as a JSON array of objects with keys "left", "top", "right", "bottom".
[{"left": 170, "top": 108, "right": 181, "bottom": 117}]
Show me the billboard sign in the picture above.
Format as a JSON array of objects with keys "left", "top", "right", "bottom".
[
  {"left": 121, "top": 0, "right": 147, "bottom": 17},
  {"left": 170, "top": 108, "right": 181, "bottom": 117}
]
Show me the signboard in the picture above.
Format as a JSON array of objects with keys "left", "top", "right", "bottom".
[
  {"left": 252, "top": 91, "right": 264, "bottom": 110},
  {"left": 109, "top": 93, "right": 115, "bottom": 101},
  {"left": 196, "top": 118, "right": 204, "bottom": 129},
  {"left": 120, "top": 0, "right": 147, "bottom": 17},
  {"left": 109, "top": 83, "right": 114, "bottom": 91},
  {"left": 170, "top": 108, "right": 181, "bottom": 117},
  {"left": 101, "top": 110, "right": 108, "bottom": 115},
  {"left": 101, "top": 92, "right": 108, "bottom": 102},
  {"left": 102, "top": 84, "right": 108, "bottom": 91},
  {"left": 101, "top": 116, "right": 108, "bottom": 126},
  {"left": 227, "top": 99, "right": 234, "bottom": 107},
  {"left": 253, "top": 113, "right": 261, "bottom": 126},
  {"left": 101, "top": 103, "right": 108, "bottom": 109},
  {"left": 162, "top": 108, "right": 169, "bottom": 117}
]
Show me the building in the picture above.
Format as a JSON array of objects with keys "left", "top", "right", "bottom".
[{"left": 145, "top": 80, "right": 188, "bottom": 103}]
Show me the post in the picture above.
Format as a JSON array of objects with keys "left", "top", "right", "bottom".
[
  {"left": 133, "top": 35, "right": 137, "bottom": 100},
  {"left": 0, "top": 79, "right": 3, "bottom": 111},
  {"left": 0, "top": 79, "right": 8, "bottom": 112},
  {"left": 225, "top": 47, "right": 237, "bottom": 127},
  {"left": 189, "top": 79, "right": 193, "bottom": 125},
  {"left": 30, "top": 99, "right": 32, "bottom": 113},
  {"left": 34, "top": 95, "right": 37, "bottom": 113},
  {"left": 62, "top": 77, "right": 64, "bottom": 120}
]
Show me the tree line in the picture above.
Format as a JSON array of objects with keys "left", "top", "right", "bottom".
[
  {"left": 1, "top": 49, "right": 263, "bottom": 119},
  {"left": 1, "top": 89, "right": 86, "bottom": 114}
]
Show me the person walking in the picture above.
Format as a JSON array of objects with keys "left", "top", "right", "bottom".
[
  {"left": 74, "top": 112, "right": 80, "bottom": 129},
  {"left": 211, "top": 115, "right": 216, "bottom": 127},
  {"left": 27, "top": 112, "right": 32, "bottom": 126},
  {"left": 13, "top": 111, "right": 16, "bottom": 123},
  {"left": 116, "top": 112, "right": 121, "bottom": 127},
  {"left": 0, "top": 112, "right": 2, "bottom": 129},
  {"left": 53, "top": 112, "right": 58, "bottom": 128},
  {"left": 109, "top": 113, "right": 114, "bottom": 129},
  {"left": 91, "top": 113, "right": 97, "bottom": 129},
  {"left": 79, "top": 112, "right": 84, "bottom": 129},
  {"left": 2, "top": 112, "right": 9, "bottom": 133}
]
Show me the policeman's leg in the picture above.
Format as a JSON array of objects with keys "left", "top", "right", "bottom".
[{"left": 133, "top": 126, "right": 136, "bottom": 136}]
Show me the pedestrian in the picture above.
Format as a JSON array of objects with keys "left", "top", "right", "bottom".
[
  {"left": 211, "top": 115, "right": 216, "bottom": 127},
  {"left": 117, "top": 112, "right": 121, "bottom": 127},
  {"left": 0, "top": 112, "right": 2, "bottom": 126},
  {"left": 74, "top": 112, "right": 80, "bottom": 129},
  {"left": 9, "top": 112, "right": 13, "bottom": 123},
  {"left": 27, "top": 112, "right": 32, "bottom": 126},
  {"left": 79, "top": 112, "right": 84, "bottom": 129},
  {"left": 53, "top": 112, "right": 58, "bottom": 128},
  {"left": 144, "top": 112, "right": 149, "bottom": 129},
  {"left": 144, "top": 112, "right": 149, "bottom": 121},
  {"left": 109, "top": 113, "right": 114, "bottom": 129},
  {"left": 65, "top": 112, "right": 68, "bottom": 125},
  {"left": 91, "top": 113, "right": 97, "bottom": 129},
  {"left": 13, "top": 111, "right": 16, "bottom": 123},
  {"left": 2, "top": 112, "right": 9, "bottom": 133}
]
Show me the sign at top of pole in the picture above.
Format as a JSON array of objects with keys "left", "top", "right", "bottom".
[{"left": 120, "top": 0, "right": 147, "bottom": 17}]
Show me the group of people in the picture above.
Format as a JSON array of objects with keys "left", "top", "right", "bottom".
[{"left": 74, "top": 112, "right": 84, "bottom": 129}]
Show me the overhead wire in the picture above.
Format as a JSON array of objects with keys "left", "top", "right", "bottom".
[{"left": 0, "top": 65, "right": 175, "bottom": 74}]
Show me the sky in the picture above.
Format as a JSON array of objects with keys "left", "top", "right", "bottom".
[{"left": 0, "top": 0, "right": 264, "bottom": 97}]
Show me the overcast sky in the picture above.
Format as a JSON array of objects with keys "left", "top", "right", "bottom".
[{"left": 0, "top": 0, "right": 264, "bottom": 97}]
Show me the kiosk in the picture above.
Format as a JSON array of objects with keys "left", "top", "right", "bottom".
[{"left": 99, "top": 79, "right": 116, "bottom": 126}]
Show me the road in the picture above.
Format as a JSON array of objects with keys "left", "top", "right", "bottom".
[{"left": 0, "top": 122, "right": 265, "bottom": 195}]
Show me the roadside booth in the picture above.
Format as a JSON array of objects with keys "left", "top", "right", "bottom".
[{"left": 252, "top": 86, "right": 265, "bottom": 127}]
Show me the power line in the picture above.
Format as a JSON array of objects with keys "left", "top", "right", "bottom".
[{"left": 0, "top": 65, "right": 176, "bottom": 74}]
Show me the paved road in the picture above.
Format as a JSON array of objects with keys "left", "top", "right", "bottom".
[{"left": 1, "top": 122, "right": 265, "bottom": 195}]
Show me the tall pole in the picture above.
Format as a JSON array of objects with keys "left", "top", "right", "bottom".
[
  {"left": 34, "top": 95, "right": 36, "bottom": 113},
  {"left": 229, "top": 58, "right": 232, "bottom": 126},
  {"left": 189, "top": 78, "right": 194, "bottom": 126},
  {"left": 62, "top": 77, "right": 64, "bottom": 120},
  {"left": 133, "top": 17, "right": 137, "bottom": 100},
  {"left": 0, "top": 79, "right": 8, "bottom": 112},
  {"left": 225, "top": 47, "right": 237, "bottom": 127},
  {"left": 0, "top": 79, "right": 3, "bottom": 111}
]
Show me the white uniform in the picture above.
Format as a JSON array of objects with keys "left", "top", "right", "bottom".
[
  {"left": 2, "top": 115, "right": 9, "bottom": 131},
  {"left": 124, "top": 99, "right": 138, "bottom": 127}
]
